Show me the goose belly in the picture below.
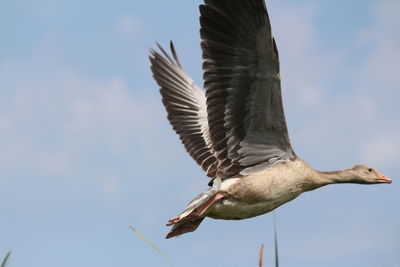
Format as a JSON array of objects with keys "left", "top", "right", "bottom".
[
  {"left": 206, "top": 192, "right": 300, "bottom": 220},
  {"left": 205, "top": 163, "right": 309, "bottom": 220}
]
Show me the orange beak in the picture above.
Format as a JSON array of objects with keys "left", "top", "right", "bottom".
[{"left": 377, "top": 174, "right": 392, "bottom": 184}]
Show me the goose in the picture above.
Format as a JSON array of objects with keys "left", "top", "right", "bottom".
[{"left": 149, "top": 0, "right": 392, "bottom": 239}]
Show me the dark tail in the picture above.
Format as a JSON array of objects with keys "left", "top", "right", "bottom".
[{"left": 166, "top": 217, "right": 205, "bottom": 239}]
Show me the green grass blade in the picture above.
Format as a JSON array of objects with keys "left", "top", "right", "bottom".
[
  {"left": 273, "top": 212, "right": 279, "bottom": 267},
  {"left": 129, "top": 226, "right": 174, "bottom": 266},
  {"left": 1, "top": 251, "right": 11, "bottom": 267}
]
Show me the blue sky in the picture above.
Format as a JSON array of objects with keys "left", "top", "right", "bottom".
[{"left": 0, "top": 0, "right": 399, "bottom": 266}]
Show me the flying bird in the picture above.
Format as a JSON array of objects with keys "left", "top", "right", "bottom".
[{"left": 149, "top": 0, "right": 392, "bottom": 239}]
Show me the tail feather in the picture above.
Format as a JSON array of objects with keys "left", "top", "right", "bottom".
[
  {"left": 165, "top": 192, "right": 224, "bottom": 238},
  {"left": 166, "top": 218, "right": 204, "bottom": 239},
  {"left": 165, "top": 179, "right": 223, "bottom": 238}
]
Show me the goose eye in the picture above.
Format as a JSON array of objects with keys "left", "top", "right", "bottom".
[{"left": 368, "top": 168, "right": 372, "bottom": 172}]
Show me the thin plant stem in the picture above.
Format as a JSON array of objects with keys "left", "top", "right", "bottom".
[
  {"left": 273, "top": 212, "right": 279, "bottom": 267},
  {"left": 129, "top": 226, "right": 174, "bottom": 266},
  {"left": 1, "top": 251, "right": 11, "bottom": 267},
  {"left": 259, "top": 244, "right": 265, "bottom": 267}
]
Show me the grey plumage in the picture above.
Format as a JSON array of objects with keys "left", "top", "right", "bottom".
[
  {"left": 149, "top": 42, "right": 219, "bottom": 178},
  {"left": 150, "top": 0, "right": 295, "bottom": 180}
]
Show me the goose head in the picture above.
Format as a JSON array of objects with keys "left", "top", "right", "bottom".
[{"left": 350, "top": 165, "right": 392, "bottom": 184}]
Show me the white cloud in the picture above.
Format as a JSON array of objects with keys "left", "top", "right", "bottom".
[
  {"left": 356, "top": 0, "right": 400, "bottom": 96},
  {"left": 115, "top": 15, "right": 142, "bottom": 39},
  {"left": 270, "top": 3, "right": 342, "bottom": 111},
  {"left": 361, "top": 134, "right": 400, "bottom": 166},
  {"left": 0, "top": 53, "right": 161, "bottom": 181},
  {"left": 284, "top": 220, "right": 399, "bottom": 261},
  {"left": 353, "top": 0, "right": 400, "bottom": 167},
  {"left": 102, "top": 173, "right": 121, "bottom": 201},
  {"left": 266, "top": 0, "right": 400, "bottom": 170}
]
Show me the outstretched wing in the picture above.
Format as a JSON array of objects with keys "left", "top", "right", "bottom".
[
  {"left": 200, "top": 0, "right": 296, "bottom": 177},
  {"left": 149, "top": 42, "right": 218, "bottom": 178}
]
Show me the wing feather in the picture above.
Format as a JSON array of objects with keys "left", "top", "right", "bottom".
[
  {"left": 200, "top": 0, "right": 295, "bottom": 177},
  {"left": 149, "top": 42, "right": 219, "bottom": 178}
]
